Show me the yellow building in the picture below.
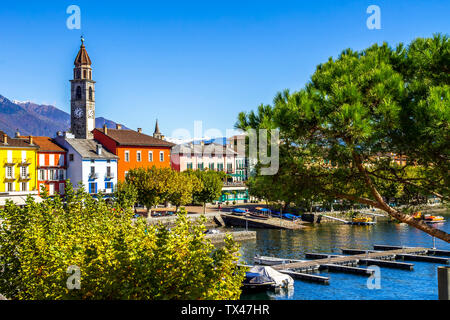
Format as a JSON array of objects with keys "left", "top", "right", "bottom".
[{"left": 0, "top": 131, "right": 40, "bottom": 206}]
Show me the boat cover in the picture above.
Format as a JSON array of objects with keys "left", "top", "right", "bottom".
[{"left": 249, "top": 266, "right": 294, "bottom": 288}]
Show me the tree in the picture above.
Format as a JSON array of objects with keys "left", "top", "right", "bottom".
[
  {"left": 236, "top": 35, "right": 450, "bottom": 242},
  {"left": 0, "top": 183, "right": 245, "bottom": 300},
  {"left": 190, "top": 170, "right": 225, "bottom": 214},
  {"left": 125, "top": 167, "right": 178, "bottom": 214},
  {"left": 167, "top": 171, "right": 203, "bottom": 211}
]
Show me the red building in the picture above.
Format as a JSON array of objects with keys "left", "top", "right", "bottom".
[{"left": 33, "top": 136, "right": 67, "bottom": 196}]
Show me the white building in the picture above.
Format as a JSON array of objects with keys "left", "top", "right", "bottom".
[{"left": 54, "top": 133, "right": 118, "bottom": 195}]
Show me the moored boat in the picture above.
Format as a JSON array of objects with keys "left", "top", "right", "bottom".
[
  {"left": 242, "top": 265, "right": 294, "bottom": 292},
  {"left": 423, "top": 214, "right": 445, "bottom": 224},
  {"left": 231, "top": 208, "right": 247, "bottom": 216}
]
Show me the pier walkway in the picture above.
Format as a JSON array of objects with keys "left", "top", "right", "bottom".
[{"left": 271, "top": 247, "right": 429, "bottom": 271}]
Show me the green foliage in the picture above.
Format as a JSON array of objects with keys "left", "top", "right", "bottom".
[
  {"left": 189, "top": 170, "right": 225, "bottom": 213},
  {"left": 0, "top": 188, "right": 244, "bottom": 300},
  {"left": 236, "top": 34, "right": 450, "bottom": 241}
]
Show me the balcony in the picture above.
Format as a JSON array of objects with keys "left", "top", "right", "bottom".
[
  {"left": 3, "top": 160, "right": 16, "bottom": 166},
  {"left": 89, "top": 172, "right": 99, "bottom": 180},
  {"left": 16, "top": 158, "right": 32, "bottom": 166},
  {"left": 19, "top": 173, "right": 31, "bottom": 181},
  {"left": 105, "top": 173, "right": 115, "bottom": 180}
]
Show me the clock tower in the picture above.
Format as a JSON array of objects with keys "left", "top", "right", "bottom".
[{"left": 70, "top": 37, "right": 95, "bottom": 139}]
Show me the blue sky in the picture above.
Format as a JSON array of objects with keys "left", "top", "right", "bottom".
[{"left": 0, "top": 0, "right": 448, "bottom": 139}]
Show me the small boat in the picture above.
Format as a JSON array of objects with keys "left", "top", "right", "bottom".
[
  {"left": 282, "top": 213, "right": 299, "bottom": 221},
  {"left": 424, "top": 214, "right": 445, "bottom": 224},
  {"left": 270, "top": 211, "right": 281, "bottom": 218},
  {"left": 231, "top": 208, "right": 247, "bottom": 216},
  {"left": 346, "top": 216, "right": 376, "bottom": 225},
  {"left": 242, "top": 266, "right": 294, "bottom": 292},
  {"left": 254, "top": 255, "right": 302, "bottom": 266},
  {"left": 248, "top": 212, "right": 269, "bottom": 220}
]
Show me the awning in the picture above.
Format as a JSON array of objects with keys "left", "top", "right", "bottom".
[{"left": 0, "top": 195, "right": 43, "bottom": 207}]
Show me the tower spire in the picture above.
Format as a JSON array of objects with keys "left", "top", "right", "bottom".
[{"left": 153, "top": 119, "right": 163, "bottom": 139}]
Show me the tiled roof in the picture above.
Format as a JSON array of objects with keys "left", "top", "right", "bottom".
[
  {"left": 0, "top": 131, "right": 38, "bottom": 149},
  {"left": 29, "top": 136, "right": 67, "bottom": 152},
  {"left": 64, "top": 139, "right": 118, "bottom": 159},
  {"left": 96, "top": 128, "right": 175, "bottom": 147}
]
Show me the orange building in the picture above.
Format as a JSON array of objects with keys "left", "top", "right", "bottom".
[{"left": 93, "top": 122, "right": 175, "bottom": 182}]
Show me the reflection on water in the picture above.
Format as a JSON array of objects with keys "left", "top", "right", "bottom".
[{"left": 238, "top": 210, "right": 450, "bottom": 300}]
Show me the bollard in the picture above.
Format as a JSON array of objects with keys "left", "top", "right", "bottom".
[{"left": 438, "top": 266, "right": 450, "bottom": 300}]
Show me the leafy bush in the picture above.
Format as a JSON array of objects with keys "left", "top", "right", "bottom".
[{"left": 0, "top": 183, "right": 245, "bottom": 300}]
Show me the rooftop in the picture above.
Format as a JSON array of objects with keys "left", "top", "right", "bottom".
[
  {"left": 64, "top": 138, "right": 118, "bottom": 160},
  {"left": 95, "top": 128, "right": 175, "bottom": 148}
]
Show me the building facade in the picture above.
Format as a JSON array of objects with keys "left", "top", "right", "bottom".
[
  {"left": 93, "top": 123, "right": 175, "bottom": 182},
  {"left": 31, "top": 136, "right": 67, "bottom": 196},
  {"left": 0, "top": 131, "right": 40, "bottom": 206},
  {"left": 171, "top": 142, "right": 238, "bottom": 176},
  {"left": 54, "top": 133, "right": 118, "bottom": 195}
]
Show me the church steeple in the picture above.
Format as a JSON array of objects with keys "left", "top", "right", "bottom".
[
  {"left": 153, "top": 119, "right": 163, "bottom": 140},
  {"left": 70, "top": 37, "right": 96, "bottom": 139}
]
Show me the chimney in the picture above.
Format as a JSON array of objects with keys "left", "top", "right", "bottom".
[
  {"left": 15, "top": 129, "right": 20, "bottom": 138},
  {"left": 103, "top": 124, "right": 108, "bottom": 135},
  {"left": 137, "top": 128, "right": 142, "bottom": 133},
  {"left": 116, "top": 124, "right": 122, "bottom": 130},
  {"left": 96, "top": 144, "right": 102, "bottom": 155},
  {"left": 28, "top": 136, "right": 33, "bottom": 145},
  {"left": 3, "top": 134, "right": 7, "bottom": 144}
]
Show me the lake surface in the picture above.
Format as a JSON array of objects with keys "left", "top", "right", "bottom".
[{"left": 238, "top": 210, "right": 450, "bottom": 300}]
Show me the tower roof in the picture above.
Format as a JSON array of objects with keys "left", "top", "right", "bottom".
[
  {"left": 74, "top": 37, "right": 92, "bottom": 66},
  {"left": 154, "top": 119, "right": 161, "bottom": 135}
]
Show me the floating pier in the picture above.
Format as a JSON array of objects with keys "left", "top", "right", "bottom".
[
  {"left": 278, "top": 270, "right": 330, "bottom": 285},
  {"left": 319, "top": 264, "right": 374, "bottom": 276},
  {"left": 374, "top": 244, "right": 450, "bottom": 256}
]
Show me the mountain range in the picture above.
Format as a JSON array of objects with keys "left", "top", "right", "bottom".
[{"left": 0, "top": 94, "right": 128, "bottom": 138}]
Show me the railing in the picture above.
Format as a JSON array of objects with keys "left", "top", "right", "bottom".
[
  {"left": 105, "top": 173, "right": 115, "bottom": 179},
  {"left": 16, "top": 158, "right": 32, "bottom": 166},
  {"left": 89, "top": 173, "right": 99, "bottom": 180},
  {"left": 19, "top": 173, "right": 31, "bottom": 181},
  {"left": 223, "top": 181, "right": 246, "bottom": 187}
]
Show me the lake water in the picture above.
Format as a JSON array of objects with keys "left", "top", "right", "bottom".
[{"left": 238, "top": 210, "right": 450, "bottom": 300}]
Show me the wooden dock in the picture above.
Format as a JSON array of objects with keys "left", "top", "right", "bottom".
[
  {"left": 221, "top": 213, "right": 306, "bottom": 230},
  {"left": 271, "top": 247, "right": 429, "bottom": 271}
]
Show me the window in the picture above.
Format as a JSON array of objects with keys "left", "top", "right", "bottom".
[
  {"left": 83, "top": 70, "right": 87, "bottom": 78},
  {"left": 209, "top": 163, "right": 215, "bottom": 170},
  {"left": 39, "top": 154, "right": 45, "bottom": 166},
  {"left": 21, "top": 166, "right": 27, "bottom": 178},
  {"left": 21, "top": 182, "right": 27, "bottom": 192},
  {"left": 106, "top": 166, "right": 112, "bottom": 178},
  {"left": 89, "top": 182, "right": 97, "bottom": 194},
  {"left": 7, "top": 183, "right": 13, "bottom": 192},
  {"left": 59, "top": 183, "right": 65, "bottom": 195},
  {"left": 59, "top": 155, "right": 65, "bottom": 166},
  {"left": 159, "top": 151, "right": 164, "bottom": 162},
  {"left": 58, "top": 170, "right": 65, "bottom": 180},
  {"left": 49, "top": 169, "right": 57, "bottom": 181},
  {"left": 125, "top": 151, "right": 130, "bottom": 162},
  {"left": 137, "top": 151, "right": 142, "bottom": 162},
  {"left": 218, "top": 163, "right": 224, "bottom": 171},
  {"left": 69, "top": 154, "right": 74, "bottom": 161},
  {"left": 105, "top": 182, "right": 113, "bottom": 190},
  {"left": 197, "top": 163, "right": 204, "bottom": 170},
  {"left": 76, "top": 86, "right": 82, "bottom": 100},
  {"left": 6, "top": 166, "right": 13, "bottom": 178},
  {"left": 90, "top": 166, "right": 95, "bottom": 178},
  {"left": 39, "top": 170, "right": 45, "bottom": 181},
  {"left": 227, "top": 163, "right": 233, "bottom": 172},
  {"left": 89, "top": 87, "right": 93, "bottom": 101},
  {"left": 148, "top": 151, "right": 153, "bottom": 162},
  {"left": 49, "top": 154, "right": 54, "bottom": 166},
  {"left": 187, "top": 163, "right": 193, "bottom": 170}
]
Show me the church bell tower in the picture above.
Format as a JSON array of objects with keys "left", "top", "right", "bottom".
[{"left": 70, "top": 36, "right": 95, "bottom": 139}]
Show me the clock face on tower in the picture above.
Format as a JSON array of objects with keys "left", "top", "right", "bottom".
[
  {"left": 88, "top": 109, "right": 94, "bottom": 118},
  {"left": 74, "top": 107, "right": 84, "bottom": 119}
]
